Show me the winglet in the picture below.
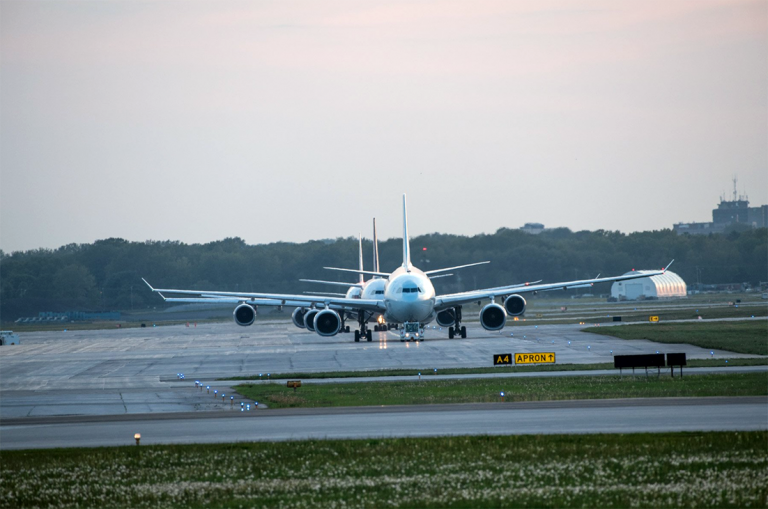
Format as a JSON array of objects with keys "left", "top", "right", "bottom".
[
  {"left": 142, "top": 278, "right": 167, "bottom": 301},
  {"left": 663, "top": 259, "right": 675, "bottom": 272}
]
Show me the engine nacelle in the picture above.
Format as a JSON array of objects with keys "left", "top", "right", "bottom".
[
  {"left": 480, "top": 303, "right": 507, "bottom": 331},
  {"left": 304, "top": 309, "right": 320, "bottom": 332},
  {"left": 233, "top": 303, "right": 256, "bottom": 326},
  {"left": 291, "top": 307, "right": 308, "bottom": 329},
  {"left": 436, "top": 308, "right": 456, "bottom": 327},
  {"left": 314, "top": 309, "right": 342, "bottom": 337},
  {"left": 503, "top": 294, "right": 527, "bottom": 316}
]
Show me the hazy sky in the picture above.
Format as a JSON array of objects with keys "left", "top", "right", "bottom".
[{"left": 1, "top": 0, "right": 766, "bottom": 252}]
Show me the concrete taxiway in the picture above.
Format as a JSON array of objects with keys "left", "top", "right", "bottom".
[
  {"left": 1, "top": 320, "right": 765, "bottom": 421},
  {"left": 2, "top": 397, "right": 765, "bottom": 450}
]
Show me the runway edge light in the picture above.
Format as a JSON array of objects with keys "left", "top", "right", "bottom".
[{"left": 134, "top": 433, "right": 141, "bottom": 446}]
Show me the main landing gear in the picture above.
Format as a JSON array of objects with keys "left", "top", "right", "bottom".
[
  {"left": 354, "top": 313, "right": 373, "bottom": 342},
  {"left": 448, "top": 306, "right": 467, "bottom": 339},
  {"left": 340, "top": 316, "right": 351, "bottom": 334}
]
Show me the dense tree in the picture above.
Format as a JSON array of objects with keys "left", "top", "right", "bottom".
[{"left": 1, "top": 228, "right": 765, "bottom": 321}]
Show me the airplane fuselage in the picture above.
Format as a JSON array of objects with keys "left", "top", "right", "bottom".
[{"left": 383, "top": 266, "right": 436, "bottom": 324}]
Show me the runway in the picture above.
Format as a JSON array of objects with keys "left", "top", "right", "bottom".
[{"left": 2, "top": 397, "right": 765, "bottom": 450}]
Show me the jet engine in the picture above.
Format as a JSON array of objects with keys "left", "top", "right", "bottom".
[
  {"left": 479, "top": 303, "right": 507, "bottom": 331},
  {"left": 233, "top": 303, "right": 256, "bottom": 326},
  {"left": 436, "top": 308, "right": 456, "bottom": 327},
  {"left": 292, "top": 307, "right": 308, "bottom": 329},
  {"left": 313, "top": 309, "right": 342, "bottom": 337},
  {"left": 303, "top": 309, "right": 320, "bottom": 332},
  {"left": 503, "top": 294, "right": 526, "bottom": 316}
]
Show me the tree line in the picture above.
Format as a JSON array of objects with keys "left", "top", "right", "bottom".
[{"left": 1, "top": 227, "right": 765, "bottom": 321}]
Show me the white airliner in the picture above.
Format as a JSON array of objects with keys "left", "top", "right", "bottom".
[
  {"left": 144, "top": 195, "right": 672, "bottom": 342},
  {"left": 299, "top": 219, "right": 390, "bottom": 340}
]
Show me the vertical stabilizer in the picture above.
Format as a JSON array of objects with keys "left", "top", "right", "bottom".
[
  {"left": 372, "top": 218, "right": 380, "bottom": 275},
  {"left": 358, "top": 234, "right": 364, "bottom": 284},
  {"left": 402, "top": 194, "right": 412, "bottom": 272}
]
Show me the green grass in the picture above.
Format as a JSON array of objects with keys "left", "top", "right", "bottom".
[
  {"left": 2, "top": 432, "right": 765, "bottom": 508},
  {"left": 504, "top": 303, "right": 767, "bottom": 326},
  {"left": 235, "top": 372, "right": 767, "bottom": 409},
  {"left": 227, "top": 357, "right": 767, "bottom": 381},
  {"left": 585, "top": 320, "right": 768, "bottom": 355},
  {"left": 3, "top": 319, "right": 221, "bottom": 332}
]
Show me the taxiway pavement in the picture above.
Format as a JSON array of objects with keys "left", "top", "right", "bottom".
[{"left": 1, "top": 320, "right": 765, "bottom": 420}]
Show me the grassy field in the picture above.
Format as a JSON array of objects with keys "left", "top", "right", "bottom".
[
  {"left": 228, "top": 357, "right": 767, "bottom": 381},
  {"left": 2, "top": 432, "right": 765, "bottom": 508},
  {"left": 2, "top": 319, "right": 222, "bottom": 333},
  {"left": 585, "top": 320, "right": 768, "bottom": 355},
  {"left": 502, "top": 303, "right": 768, "bottom": 326},
  {"left": 235, "top": 372, "right": 767, "bottom": 409}
]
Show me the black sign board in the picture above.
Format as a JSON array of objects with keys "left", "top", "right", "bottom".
[
  {"left": 613, "top": 354, "right": 665, "bottom": 369},
  {"left": 666, "top": 353, "right": 687, "bottom": 366},
  {"left": 493, "top": 353, "right": 512, "bottom": 366}
]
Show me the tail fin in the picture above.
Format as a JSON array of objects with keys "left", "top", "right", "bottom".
[
  {"left": 402, "top": 194, "right": 412, "bottom": 272},
  {"left": 358, "top": 233, "right": 364, "bottom": 284},
  {"left": 372, "top": 218, "right": 380, "bottom": 275}
]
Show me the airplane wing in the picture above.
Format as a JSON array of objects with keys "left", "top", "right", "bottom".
[
  {"left": 142, "top": 279, "right": 385, "bottom": 312},
  {"left": 424, "top": 261, "right": 489, "bottom": 276},
  {"left": 323, "top": 267, "right": 390, "bottom": 278},
  {"left": 435, "top": 261, "right": 673, "bottom": 310},
  {"left": 299, "top": 279, "right": 364, "bottom": 288}
]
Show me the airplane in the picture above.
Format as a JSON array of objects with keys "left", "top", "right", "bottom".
[
  {"left": 300, "top": 219, "right": 394, "bottom": 337},
  {"left": 144, "top": 194, "right": 673, "bottom": 342}
]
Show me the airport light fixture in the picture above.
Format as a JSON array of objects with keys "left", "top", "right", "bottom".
[
  {"left": 206, "top": 385, "right": 210, "bottom": 393},
  {"left": 134, "top": 433, "right": 141, "bottom": 446}
]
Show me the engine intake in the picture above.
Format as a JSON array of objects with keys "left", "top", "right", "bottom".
[
  {"left": 233, "top": 303, "right": 256, "bottom": 326},
  {"left": 292, "top": 307, "right": 308, "bottom": 329},
  {"left": 304, "top": 309, "right": 320, "bottom": 332},
  {"left": 314, "top": 309, "right": 342, "bottom": 337},
  {"left": 480, "top": 303, "right": 507, "bottom": 331},
  {"left": 436, "top": 308, "right": 456, "bottom": 327},
  {"left": 504, "top": 294, "right": 526, "bottom": 316}
]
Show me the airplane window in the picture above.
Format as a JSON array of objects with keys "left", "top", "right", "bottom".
[{"left": 375, "top": 290, "right": 384, "bottom": 295}]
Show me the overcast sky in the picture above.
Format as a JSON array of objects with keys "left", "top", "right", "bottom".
[{"left": 1, "top": 0, "right": 766, "bottom": 253}]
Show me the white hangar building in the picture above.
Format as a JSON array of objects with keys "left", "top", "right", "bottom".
[{"left": 611, "top": 270, "right": 687, "bottom": 300}]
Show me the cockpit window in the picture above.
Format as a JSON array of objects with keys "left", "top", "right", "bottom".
[
  {"left": 401, "top": 287, "right": 422, "bottom": 294},
  {"left": 374, "top": 290, "right": 384, "bottom": 295}
]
